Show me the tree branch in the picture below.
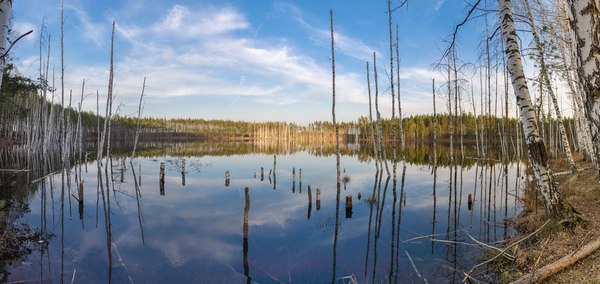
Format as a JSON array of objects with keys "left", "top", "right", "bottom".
[{"left": 1, "top": 29, "right": 33, "bottom": 59}]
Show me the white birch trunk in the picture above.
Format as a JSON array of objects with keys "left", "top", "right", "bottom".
[
  {"left": 498, "top": 0, "right": 567, "bottom": 217},
  {"left": 0, "top": 0, "right": 11, "bottom": 89},
  {"left": 524, "top": 0, "right": 577, "bottom": 173},
  {"left": 569, "top": 0, "right": 600, "bottom": 175}
]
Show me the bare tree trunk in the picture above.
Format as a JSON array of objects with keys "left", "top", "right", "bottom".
[
  {"left": 498, "top": 0, "right": 570, "bottom": 218},
  {"left": 433, "top": 79, "right": 438, "bottom": 166},
  {"left": 0, "top": 0, "right": 11, "bottom": 89},
  {"left": 569, "top": 0, "right": 600, "bottom": 176},
  {"left": 374, "top": 52, "right": 390, "bottom": 176},
  {"left": 131, "top": 77, "right": 146, "bottom": 158},
  {"left": 366, "top": 62, "right": 380, "bottom": 172},
  {"left": 387, "top": 0, "right": 398, "bottom": 165},
  {"left": 396, "top": 24, "right": 405, "bottom": 160},
  {"left": 330, "top": 10, "right": 342, "bottom": 284}
]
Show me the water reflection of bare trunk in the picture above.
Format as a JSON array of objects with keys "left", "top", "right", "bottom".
[
  {"left": 431, "top": 162, "right": 437, "bottom": 254},
  {"left": 392, "top": 163, "right": 407, "bottom": 282},
  {"left": 67, "top": 170, "right": 72, "bottom": 218},
  {"left": 372, "top": 175, "right": 390, "bottom": 283},
  {"left": 98, "top": 167, "right": 113, "bottom": 282},
  {"left": 243, "top": 187, "right": 251, "bottom": 284},
  {"left": 445, "top": 156, "right": 453, "bottom": 259},
  {"left": 273, "top": 155, "right": 276, "bottom": 190},
  {"left": 130, "top": 161, "right": 145, "bottom": 244},
  {"left": 225, "top": 170, "right": 230, "bottom": 187},
  {"left": 60, "top": 169, "right": 65, "bottom": 284},
  {"left": 504, "top": 163, "right": 509, "bottom": 239},
  {"left": 364, "top": 170, "right": 380, "bottom": 278}
]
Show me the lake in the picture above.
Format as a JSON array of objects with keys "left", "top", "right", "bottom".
[{"left": 2, "top": 141, "right": 524, "bottom": 283}]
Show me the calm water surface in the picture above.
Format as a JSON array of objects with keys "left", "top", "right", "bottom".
[{"left": 6, "top": 142, "right": 524, "bottom": 283}]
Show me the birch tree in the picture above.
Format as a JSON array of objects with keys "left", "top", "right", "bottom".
[
  {"left": 568, "top": 0, "right": 600, "bottom": 176},
  {"left": 523, "top": 0, "right": 577, "bottom": 173},
  {"left": 498, "top": 0, "right": 571, "bottom": 218},
  {"left": 0, "top": 0, "right": 12, "bottom": 89}
]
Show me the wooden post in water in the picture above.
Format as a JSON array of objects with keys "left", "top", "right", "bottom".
[
  {"left": 316, "top": 188, "right": 321, "bottom": 211},
  {"left": 357, "top": 192, "right": 362, "bottom": 200},
  {"left": 159, "top": 162, "right": 165, "bottom": 196},
  {"left": 299, "top": 168, "right": 302, "bottom": 194},
  {"left": 307, "top": 184, "right": 313, "bottom": 219},
  {"left": 78, "top": 180, "right": 84, "bottom": 220},
  {"left": 243, "top": 187, "right": 251, "bottom": 283},
  {"left": 345, "top": 195, "right": 353, "bottom": 219},
  {"left": 292, "top": 167, "right": 296, "bottom": 193},
  {"left": 243, "top": 187, "right": 250, "bottom": 239},
  {"left": 181, "top": 159, "right": 186, "bottom": 186},
  {"left": 225, "top": 170, "right": 230, "bottom": 187},
  {"left": 120, "top": 158, "right": 125, "bottom": 183},
  {"left": 260, "top": 167, "right": 264, "bottom": 181},
  {"left": 468, "top": 193, "right": 473, "bottom": 211}
]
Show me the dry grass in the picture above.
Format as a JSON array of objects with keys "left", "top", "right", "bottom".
[{"left": 500, "top": 155, "right": 600, "bottom": 283}]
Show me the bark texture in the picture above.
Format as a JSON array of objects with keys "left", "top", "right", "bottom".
[
  {"left": 0, "top": 0, "right": 11, "bottom": 89},
  {"left": 569, "top": 0, "right": 600, "bottom": 175},
  {"left": 498, "top": 0, "right": 567, "bottom": 218}
]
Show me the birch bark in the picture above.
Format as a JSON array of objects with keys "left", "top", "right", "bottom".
[
  {"left": 499, "top": 0, "right": 568, "bottom": 217},
  {"left": 0, "top": 0, "right": 11, "bottom": 89},
  {"left": 569, "top": 0, "right": 600, "bottom": 176}
]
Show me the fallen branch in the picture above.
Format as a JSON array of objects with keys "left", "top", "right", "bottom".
[
  {"left": 405, "top": 251, "right": 428, "bottom": 284},
  {"left": 553, "top": 168, "right": 589, "bottom": 176},
  {"left": 465, "top": 231, "right": 515, "bottom": 260},
  {"left": 510, "top": 236, "right": 600, "bottom": 284},
  {"left": 463, "top": 219, "right": 551, "bottom": 282}
]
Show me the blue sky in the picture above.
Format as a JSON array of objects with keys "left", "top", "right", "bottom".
[{"left": 10, "top": 0, "right": 498, "bottom": 124}]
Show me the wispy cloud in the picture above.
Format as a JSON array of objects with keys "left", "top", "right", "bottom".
[
  {"left": 104, "top": 4, "right": 369, "bottom": 110},
  {"left": 65, "top": 4, "right": 106, "bottom": 47},
  {"left": 153, "top": 5, "right": 249, "bottom": 37},
  {"left": 434, "top": 0, "right": 445, "bottom": 11}
]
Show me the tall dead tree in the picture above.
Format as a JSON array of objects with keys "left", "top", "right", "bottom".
[{"left": 330, "top": 9, "right": 342, "bottom": 284}]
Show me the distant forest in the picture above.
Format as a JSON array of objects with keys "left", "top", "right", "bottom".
[{"left": 0, "top": 65, "right": 576, "bottom": 147}]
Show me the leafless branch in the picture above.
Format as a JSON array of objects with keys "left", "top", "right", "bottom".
[{"left": 1, "top": 29, "right": 33, "bottom": 58}]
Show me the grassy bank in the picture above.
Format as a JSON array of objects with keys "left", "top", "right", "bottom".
[{"left": 499, "top": 155, "right": 600, "bottom": 283}]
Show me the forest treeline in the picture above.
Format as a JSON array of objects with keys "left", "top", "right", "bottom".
[{"left": 0, "top": 65, "right": 577, "bottom": 149}]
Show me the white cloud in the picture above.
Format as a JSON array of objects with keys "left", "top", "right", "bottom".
[{"left": 153, "top": 5, "right": 249, "bottom": 38}]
